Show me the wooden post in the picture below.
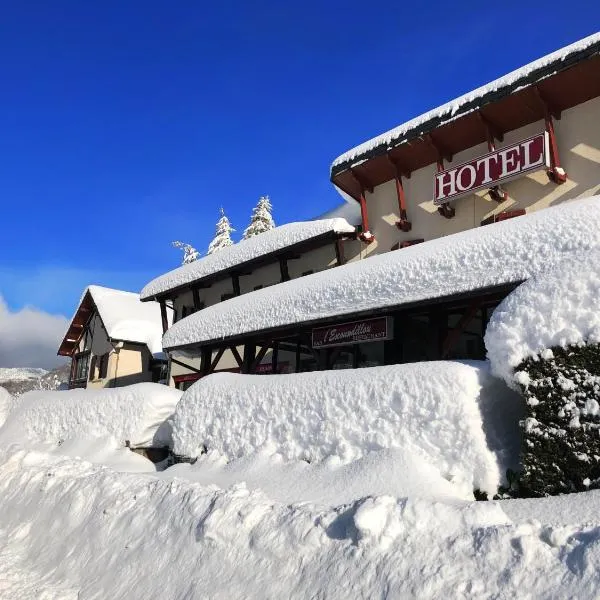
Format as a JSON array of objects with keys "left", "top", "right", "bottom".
[
  {"left": 200, "top": 348, "right": 212, "bottom": 377},
  {"left": 232, "top": 274, "right": 241, "bottom": 296},
  {"left": 192, "top": 288, "right": 202, "bottom": 311},
  {"left": 334, "top": 239, "right": 346, "bottom": 266},
  {"left": 242, "top": 343, "right": 256, "bottom": 374},
  {"left": 159, "top": 301, "right": 169, "bottom": 334},
  {"left": 279, "top": 258, "right": 290, "bottom": 282},
  {"left": 271, "top": 341, "right": 279, "bottom": 374}
]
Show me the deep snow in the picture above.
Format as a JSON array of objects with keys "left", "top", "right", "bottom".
[
  {"left": 0, "top": 383, "right": 181, "bottom": 449},
  {"left": 486, "top": 249, "right": 600, "bottom": 386},
  {"left": 171, "top": 362, "right": 522, "bottom": 497},
  {"left": 164, "top": 195, "right": 600, "bottom": 348}
]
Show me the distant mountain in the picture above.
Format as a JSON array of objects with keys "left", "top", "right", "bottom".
[{"left": 0, "top": 364, "right": 70, "bottom": 396}]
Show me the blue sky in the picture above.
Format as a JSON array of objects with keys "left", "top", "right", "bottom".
[{"left": 0, "top": 1, "right": 597, "bottom": 319}]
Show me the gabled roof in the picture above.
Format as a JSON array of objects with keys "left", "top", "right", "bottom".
[
  {"left": 58, "top": 286, "right": 167, "bottom": 357},
  {"left": 141, "top": 218, "right": 356, "bottom": 301},
  {"left": 163, "top": 195, "right": 600, "bottom": 350},
  {"left": 331, "top": 33, "right": 600, "bottom": 199}
]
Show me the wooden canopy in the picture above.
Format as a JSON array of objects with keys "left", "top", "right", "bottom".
[{"left": 57, "top": 290, "right": 94, "bottom": 357}]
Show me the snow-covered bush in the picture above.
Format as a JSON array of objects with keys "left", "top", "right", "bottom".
[
  {"left": 486, "top": 250, "right": 600, "bottom": 496},
  {"left": 172, "top": 362, "right": 522, "bottom": 498},
  {"left": 0, "top": 383, "right": 182, "bottom": 448},
  {"left": 516, "top": 344, "right": 600, "bottom": 496}
]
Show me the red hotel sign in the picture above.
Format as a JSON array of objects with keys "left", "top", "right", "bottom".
[
  {"left": 434, "top": 133, "right": 549, "bottom": 205},
  {"left": 312, "top": 317, "right": 393, "bottom": 348}
]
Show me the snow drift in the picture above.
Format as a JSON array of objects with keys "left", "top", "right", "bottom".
[
  {"left": 172, "top": 362, "right": 522, "bottom": 497},
  {"left": 0, "top": 387, "right": 14, "bottom": 428},
  {"left": 485, "top": 249, "right": 600, "bottom": 386},
  {"left": 0, "top": 383, "right": 182, "bottom": 448},
  {"left": 3, "top": 445, "right": 600, "bottom": 599}
]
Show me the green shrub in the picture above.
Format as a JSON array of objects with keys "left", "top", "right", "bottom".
[{"left": 515, "top": 344, "right": 600, "bottom": 497}]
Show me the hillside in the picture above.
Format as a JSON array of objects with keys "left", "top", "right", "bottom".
[{"left": 0, "top": 364, "right": 70, "bottom": 396}]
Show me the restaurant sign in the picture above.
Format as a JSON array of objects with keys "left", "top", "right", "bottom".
[
  {"left": 312, "top": 317, "right": 393, "bottom": 348},
  {"left": 434, "top": 132, "right": 549, "bottom": 205}
]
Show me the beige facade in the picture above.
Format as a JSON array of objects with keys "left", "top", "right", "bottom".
[
  {"left": 70, "top": 310, "right": 156, "bottom": 389},
  {"left": 359, "top": 97, "right": 600, "bottom": 258}
]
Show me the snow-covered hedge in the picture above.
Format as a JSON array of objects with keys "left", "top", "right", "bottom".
[
  {"left": 485, "top": 249, "right": 600, "bottom": 388},
  {"left": 172, "top": 362, "right": 522, "bottom": 497},
  {"left": 516, "top": 344, "right": 600, "bottom": 496},
  {"left": 0, "top": 383, "right": 182, "bottom": 448}
]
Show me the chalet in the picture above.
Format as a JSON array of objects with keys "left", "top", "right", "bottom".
[
  {"left": 143, "top": 33, "right": 600, "bottom": 384},
  {"left": 58, "top": 286, "right": 168, "bottom": 389}
]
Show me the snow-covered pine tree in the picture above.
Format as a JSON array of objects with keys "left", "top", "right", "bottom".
[
  {"left": 243, "top": 195, "right": 275, "bottom": 239},
  {"left": 207, "top": 208, "right": 235, "bottom": 254},
  {"left": 172, "top": 241, "right": 200, "bottom": 265}
]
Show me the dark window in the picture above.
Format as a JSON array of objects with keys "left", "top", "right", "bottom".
[
  {"left": 73, "top": 351, "right": 90, "bottom": 382},
  {"left": 253, "top": 285, "right": 263, "bottom": 291},
  {"left": 221, "top": 293, "right": 235, "bottom": 302},
  {"left": 301, "top": 270, "right": 314, "bottom": 277},
  {"left": 89, "top": 355, "right": 97, "bottom": 379}
]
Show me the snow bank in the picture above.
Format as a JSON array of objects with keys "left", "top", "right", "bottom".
[
  {"left": 332, "top": 32, "right": 600, "bottom": 169},
  {"left": 3, "top": 445, "right": 600, "bottom": 598},
  {"left": 0, "top": 383, "right": 181, "bottom": 448},
  {"left": 165, "top": 196, "right": 600, "bottom": 348},
  {"left": 164, "top": 447, "right": 473, "bottom": 504},
  {"left": 485, "top": 249, "right": 600, "bottom": 386},
  {"left": 141, "top": 218, "right": 355, "bottom": 300},
  {"left": 172, "top": 362, "right": 521, "bottom": 497}
]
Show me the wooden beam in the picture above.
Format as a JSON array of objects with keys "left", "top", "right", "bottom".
[
  {"left": 170, "top": 356, "right": 202, "bottom": 374},
  {"left": 192, "top": 288, "right": 202, "bottom": 311},
  {"left": 534, "top": 86, "right": 562, "bottom": 120},
  {"left": 271, "top": 341, "right": 279, "bottom": 374},
  {"left": 241, "top": 343, "right": 256, "bottom": 374},
  {"left": 279, "top": 257, "right": 290, "bottom": 282},
  {"left": 209, "top": 347, "right": 226, "bottom": 373},
  {"left": 426, "top": 133, "right": 453, "bottom": 163},
  {"left": 477, "top": 111, "right": 504, "bottom": 143},
  {"left": 232, "top": 273, "right": 241, "bottom": 296},
  {"left": 229, "top": 346, "right": 243, "bottom": 368},
  {"left": 200, "top": 348, "right": 212, "bottom": 376},
  {"left": 349, "top": 167, "right": 374, "bottom": 194},
  {"left": 334, "top": 239, "right": 346, "bottom": 266},
  {"left": 159, "top": 301, "right": 169, "bottom": 335},
  {"left": 251, "top": 344, "right": 271, "bottom": 373}
]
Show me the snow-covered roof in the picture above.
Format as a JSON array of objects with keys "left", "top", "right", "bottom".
[
  {"left": 332, "top": 33, "right": 600, "bottom": 172},
  {"left": 141, "top": 218, "right": 356, "bottom": 300},
  {"left": 59, "top": 286, "right": 167, "bottom": 356},
  {"left": 164, "top": 196, "right": 600, "bottom": 349}
]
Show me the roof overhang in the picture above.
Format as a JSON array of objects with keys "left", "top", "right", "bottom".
[
  {"left": 143, "top": 228, "right": 355, "bottom": 302},
  {"left": 164, "top": 282, "right": 519, "bottom": 353},
  {"left": 331, "top": 43, "right": 600, "bottom": 201},
  {"left": 57, "top": 291, "right": 95, "bottom": 356}
]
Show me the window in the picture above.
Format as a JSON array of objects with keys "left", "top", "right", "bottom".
[
  {"left": 72, "top": 351, "right": 90, "bottom": 382},
  {"left": 89, "top": 355, "right": 97, "bottom": 379},
  {"left": 301, "top": 270, "right": 314, "bottom": 277},
  {"left": 221, "top": 293, "right": 235, "bottom": 302},
  {"left": 253, "top": 285, "right": 263, "bottom": 291}
]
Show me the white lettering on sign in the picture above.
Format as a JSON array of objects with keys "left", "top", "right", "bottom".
[{"left": 434, "top": 133, "right": 549, "bottom": 205}]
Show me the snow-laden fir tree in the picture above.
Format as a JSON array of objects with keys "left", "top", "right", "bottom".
[
  {"left": 207, "top": 208, "right": 235, "bottom": 254},
  {"left": 172, "top": 241, "right": 200, "bottom": 265},
  {"left": 243, "top": 195, "right": 275, "bottom": 239}
]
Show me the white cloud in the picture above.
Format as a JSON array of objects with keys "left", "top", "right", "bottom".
[{"left": 0, "top": 296, "right": 69, "bottom": 369}]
